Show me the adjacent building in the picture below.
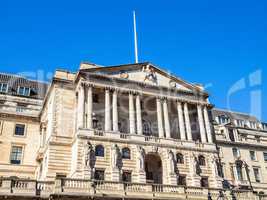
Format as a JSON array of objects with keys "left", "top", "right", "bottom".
[
  {"left": 0, "top": 73, "right": 48, "bottom": 178},
  {"left": 213, "top": 108, "right": 267, "bottom": 193}
]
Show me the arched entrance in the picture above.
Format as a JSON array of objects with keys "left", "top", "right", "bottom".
[{"left": 145, "top": 153, "right": 162, "bottom": 184}]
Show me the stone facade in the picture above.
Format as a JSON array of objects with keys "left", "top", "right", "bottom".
[
  {"left": 212, "top": 109, "right": 267, "bottom": 193},
  {"left": 0, "top": 62, "right": 266, "bottom": 199}
]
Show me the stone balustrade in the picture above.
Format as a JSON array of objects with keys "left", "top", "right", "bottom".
[
  {"left": 0, "top": 178, "right": 262, "bottom": 199},
  {"left": 78, "top": 129, "right": 217, "bottom": 151}
]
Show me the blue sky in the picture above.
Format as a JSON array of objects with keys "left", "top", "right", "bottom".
[{"left": 0, "top": 0, "right": 266, "bottom": 121}]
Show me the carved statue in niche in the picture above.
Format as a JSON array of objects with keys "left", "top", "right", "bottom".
[
  {"left": 111, "top": 144, "right": 120, "bottom": 170},
  {"left": 136, "top": 146, "right": 145, "bottom": 171},
  {"left": 211, "top": 155, "right": 219, "bottom": 176},
  {"left": 143, "top": 65, "right": 157, "bottom": 84},
  {"left": 193, "top": 154, "right": 202, "bottom": 176},
  {"left": 85, "top": 142, "right": 95, "bottom": 169},
  {"left": 167, "top": 150, "right": 176, "bottom": 174}
]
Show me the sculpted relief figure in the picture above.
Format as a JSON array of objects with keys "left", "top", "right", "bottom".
[
  {"left": 143, "top": 65, "right": 157, "bottom": 84},
  {"left": 85, "top": 142, "right": 95, "bottom": 169},
  {"left": 137, "top": 146, "right": 145, "bottom": 171},
  {"left": 193, "top": 154, "right": 201, "bottom": 176},
  {"left": 168, "top": 150, "right": 176, "bottom": 174},
  {"left": 111, "top": 144, "right": 119, "bottom": 170}
]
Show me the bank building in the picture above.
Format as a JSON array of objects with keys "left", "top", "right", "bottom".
[{"left": 0, "top": 62, "right": 266, "bottom": 200}]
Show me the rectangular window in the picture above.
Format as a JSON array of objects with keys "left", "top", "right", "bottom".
[
  {"left": 232, "top": 148, "right": 240, "bottom": 158},
  {"left": 17, "top": 87, "right": 31, "bottom": 96},
  {"left": 14, "top": 124, "right": 25, "bottom": 136},
  {"left": 122, "top": 171, "right": 132, "bottom": 182},
  {"left": 10, "top": 146, "right": 23, "bottom": 164},
  {"left": 263, "top": 152, "right": 267, "bottom": 162},
  {"left": 94, "top": 169, "right": 105, "bottom": 180},
  {"left": 250, "top": 151, "right": 256, "bottom": 161},
  {"left": 253, "top": 168, "right": 261, "bottom": 183},
  {"left": 200, "top": 177, "right": 209, "bottom": 188},
  {"left": 228, "top": 129, "right": 235, "bottom": 142},
  {"left": 0, "top": 83, "right": 8, "bottom": 93},
  {"left": 178, "top": 175, "right": 186, "bottom": 186}
]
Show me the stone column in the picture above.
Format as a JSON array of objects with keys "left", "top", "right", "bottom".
[
  {"left": 129, "top": 92, "right": 136, "bottom": 134},
  {"left": 163, "top": 99, "right": 171, "bottom": 138},
  {"left": 136, "top": 94, "right": 143, "bottom": 135},
  {"left": 105, "top": 89, "right": 111, "bottom": 131},
  {"left": 177, "top": 101, "right": 186, "bottom": 140},
  {"left": 87, "top": 85, "right": 93, "bottom": 129},
  {"left": 197, "top": 104, "right": 207, "bottom": 143},
  {"left": 77, "top": 85, "right": 85, "bottom": 129},
  {"left": 112, "top": 90, "right": 119, "bottom": 132},
  {"left": 184, "top": 103, "right": 192, "bottom": 141},
  {"left": 203, "top": 106, "right": 213, "bottom": 143},
  {"left": 156, "top": 98, "right": 164, "bottom": 138}
]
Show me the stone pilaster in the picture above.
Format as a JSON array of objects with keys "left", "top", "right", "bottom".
[
  {"left": 197, "top": 104, "right": 207, "bottom": 143},
  {"left": 105, "top": 89, "right": 111, "bottom": 131},
  {"left": 184, "top": 103, "right": 192, "bottom": 141},
  {"left": 177, "top": 101, "right": 186, "bottom": 140},
  {"left": 156, "top": 98, "right": 164, "bottom": 138}
]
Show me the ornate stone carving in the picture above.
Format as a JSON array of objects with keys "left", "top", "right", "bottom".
[
  {"left": 111, "top": 144, "right": 120, "bottom": 170},
  {"left": 167, "top": 150, "right": 176, "bottom": 174},
  {"left": 143, "top": 65, "right": 157, "bottom": 84},
  {"left": 85, "top": 142, "right": 95, "bottom": 169},
  {"left": 136, "top": 146, "right": 145, "bottom": 171}
]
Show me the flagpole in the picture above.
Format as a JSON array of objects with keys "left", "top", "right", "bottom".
[{"left": 133, "top": 10, "right": 139, "bottom": 63}]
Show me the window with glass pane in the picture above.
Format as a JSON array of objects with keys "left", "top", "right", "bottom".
[
  {"left": 228, "top": 129, "right": 235, "bottom": 142},
  {"left": 236, "top": 164, "right": 243, "bottom": 181},
  {"left": 94, "top": 170, "right": 104, "bottom": 180},
  {"left": 253, "top": 168, "right": 261, "bottom": 183},
  {"left": 0, "top": 83, "right": 8, "bottom": 93},
  {"left": 232, "top": 148, "right": 240, "bottom": 158},
  {"left": 250, "top": 151, "right": 256, "bottom": 161},
  {"left": 122, "top": 171, "right": 132, "bottom": 182},
  {"left": 178, "top": 175, "right": 186, "bottom": 186},
  {"left": 10, "top": 146, "right": 23, "bottom": 164},
  {"left": 263, "top": 152, "right": 267, "bottom": 162},
  {"left": 17, "top": 87, "right": 31, "bottom": 96},
  {"left": 200, "top": 177, "right": 209, "bottom": 188},
  {"left": 14, "top": 124, "right": 25, "bottom": 136}
]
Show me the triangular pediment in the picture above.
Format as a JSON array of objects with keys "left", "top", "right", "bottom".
[{"left": 79, "top": 62, "right": 204, "bottom": 93}]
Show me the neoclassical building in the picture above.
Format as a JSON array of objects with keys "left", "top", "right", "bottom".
[{"left": 0, "top": 62, "right": 266, "bottom": 200}]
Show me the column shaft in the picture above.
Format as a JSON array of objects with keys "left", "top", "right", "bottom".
[
  {"left": 203, "top": 106, "right": 213, "bottom": 143},
  {"left": 136, "top": 95, "right": 143, "bottom": 135},
  {"left": 129, "top": 93, "right": 136, "bottom": 134},
  {"left": 163, "top": 99, "right": 171, "bottom": 138},
  {"left": 184, "top": 103, "right": 192, "bottom": 141},
  {"left": 87, "top": 86, "right": 93, "bottom": 129},
  {"left": 112, "top": 90, "right": 119, "bottom": 132},
  {"left": 156, "top": 98, "right": 164, "bottom": 138},
  {"left": 177, "top": 101, "right": 186, "bottom": 140},
  {"left": 197, "top": 104, "right": 207, "bottom": 143},
  {"left": 105, "top": 89, "right": 111, "bottom": 131},
  {"left": 77, "top": 85, "right": 85, "bottom": 129}
]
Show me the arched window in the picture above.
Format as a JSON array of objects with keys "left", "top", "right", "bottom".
[
  {"left": 122, "top": 147, "right": 131, "bottom": 159},
  {"left": 95, "top": 145, "right": 104, "bottom": 157},
  {"left": 176, "top": 153, "right": 184, "bottom": 164},
  {"left": 198, "top": 155, "right": 205, "bottom": 166}
]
